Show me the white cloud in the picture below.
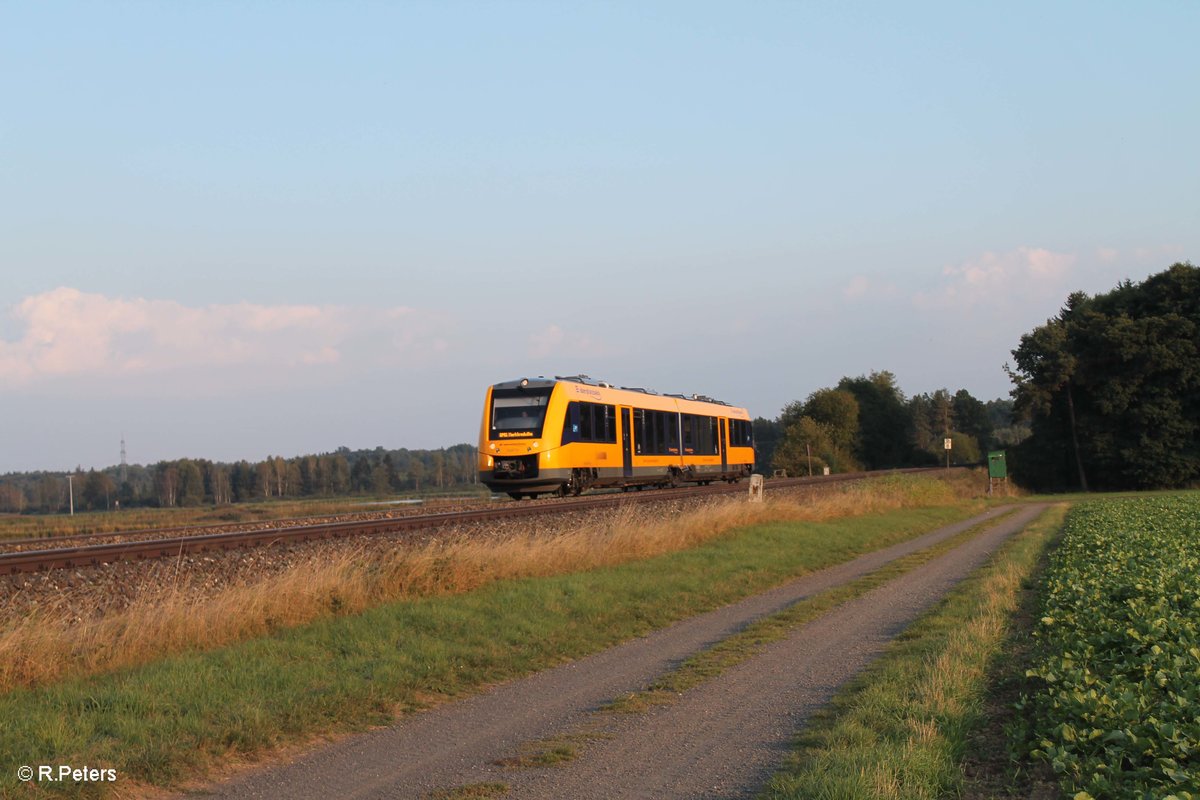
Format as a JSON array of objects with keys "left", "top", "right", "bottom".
[
  {"left": 844, "top": 276, "right": 870, "bottom": 299},
  {"left": 527, "top": 323, "right": 612, "bottom": 360},
  {"left": 0, "top": 287, "right": 450, "bottom": 386},
  {"left": 1132, "top": 244, "right": 1185, "bottom": 264},
  {"left": 913, "top": 247, "right": 1077, "bottom": 311}
]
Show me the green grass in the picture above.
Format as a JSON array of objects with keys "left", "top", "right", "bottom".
[
  {"left": 0, "top": 504, "right": 982, "bottom": 798},
  {"left": 760, "top": 504, "right": 1064, "bottom": 800}
]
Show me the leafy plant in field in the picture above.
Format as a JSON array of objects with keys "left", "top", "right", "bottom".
[{"left": 1021, "top": 496, "right": 1200, "bottom": 799}]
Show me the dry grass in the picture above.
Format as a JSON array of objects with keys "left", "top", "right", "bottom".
[{"left": 0, "top": 472, "right": 985, "bottom": 694}]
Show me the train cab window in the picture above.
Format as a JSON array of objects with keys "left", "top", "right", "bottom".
[{"left": 491, "top": 388, "right": 551, "bottom": 437}]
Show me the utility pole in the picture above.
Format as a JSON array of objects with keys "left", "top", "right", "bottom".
[
  {"left": 805, "top": 442, "right": 813, "bottom": 477},
  {"left": 67, "top": 474, "right": 74, "bottom": 516}
]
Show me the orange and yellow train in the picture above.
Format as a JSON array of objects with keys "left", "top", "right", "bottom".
[{"left": 478, "top": 375, "right": 754, "bottom": 499}]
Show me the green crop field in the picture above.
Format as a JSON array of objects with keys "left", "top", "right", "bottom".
[{"left": 1021, "top": 494, "right": 1200, "bottom": 799}]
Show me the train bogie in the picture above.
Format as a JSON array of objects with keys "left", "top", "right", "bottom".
[{"left": 478, "top": 376, "right": 754, "bottom": 498}]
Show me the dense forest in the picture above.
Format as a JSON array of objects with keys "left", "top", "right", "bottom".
[{"left": 1008, "top": 262, "right": 1199, "bottom": 491}]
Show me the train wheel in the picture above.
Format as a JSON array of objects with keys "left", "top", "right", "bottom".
[{"left": 508, "top": 492, "right": 524, "bottom": 500}]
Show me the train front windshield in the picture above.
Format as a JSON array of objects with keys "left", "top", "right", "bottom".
[{"left": 490, "top": 388, "right": 551, "bottom": 437}]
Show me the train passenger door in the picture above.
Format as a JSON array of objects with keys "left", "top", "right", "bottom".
[
  {"left": 621, "top": 407, "right": 633, "bottom": 478},
  {"left": 719, "top": 418, "right": 728, "bottom": 473}
]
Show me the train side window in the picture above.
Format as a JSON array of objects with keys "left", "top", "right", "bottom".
[
  {"left": 666, "top": 413, "right": 680, "bottom": 453},
  {"left": 731, "top": 419, "right": 753, "bottom": 447},
  {"left": 695, "top": 416, "right": 710, "bottom": 455},
  {"left": 562, "top": 402, "right": 579, "bottom": 444},
  {"left": 580, "top": 404, "right": 594, "bottom": 440},
  {"left": 633, "top": 409, "right": 646, "bottom": 454},
  {"left": 603, "top": 405, "right": 616, "bottom": 443}
]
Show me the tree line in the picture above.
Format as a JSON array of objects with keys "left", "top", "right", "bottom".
[
  {"left": 1008, "top": 262, "right": 1198, "bottom": 491},
  {"left": 0, "top": 445, "right": 480, "bottom": 513},
  {"left": 753, "top": 373, "right": 1027, "bottom": 478}
]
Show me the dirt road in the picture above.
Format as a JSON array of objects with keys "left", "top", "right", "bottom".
[{"left": 197, "top": 504, "right": 1045, "bottom": 799}]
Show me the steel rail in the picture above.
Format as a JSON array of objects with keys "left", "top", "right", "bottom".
[{"left": 0, "top": 467, "right": 947, "bottom": 574}]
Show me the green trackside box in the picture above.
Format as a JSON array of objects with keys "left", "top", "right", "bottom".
[{"left": 988, "top": 451, "right": 1007, "bottom": 479}]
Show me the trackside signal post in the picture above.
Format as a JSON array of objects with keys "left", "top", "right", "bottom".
[{"left": 988, "top": 451, "right": 1007, "bottom": 496}]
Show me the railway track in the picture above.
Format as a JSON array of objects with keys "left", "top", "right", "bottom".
[{"left": 0, "top": 468, "right": 944, "bottom": 574}]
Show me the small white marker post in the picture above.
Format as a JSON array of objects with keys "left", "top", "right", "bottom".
[
  {"left": 749, "top": 474, "right": 764, "bottom": 502},
  {"left": 944, "top": 437, "right": 953, "bottom": 469}
]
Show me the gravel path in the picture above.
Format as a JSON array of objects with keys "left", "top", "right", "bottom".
[{"left": 193, "top": 503, "right": 1045, "bottom": 800}]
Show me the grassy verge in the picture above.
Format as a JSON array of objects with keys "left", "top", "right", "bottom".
[
  {"left": 0, "top": 473, "right": 986, "bottom": 693},
  {"left": 760, "top": 503, "right": 1067, "bottom": 800},
  {"left": 2, "top": 500, "right": 983, "bottom": 797}
]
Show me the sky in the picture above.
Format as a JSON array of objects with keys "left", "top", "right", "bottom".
[{"left": 2, "top": 1, "right": 1197, "bottom": 474}]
